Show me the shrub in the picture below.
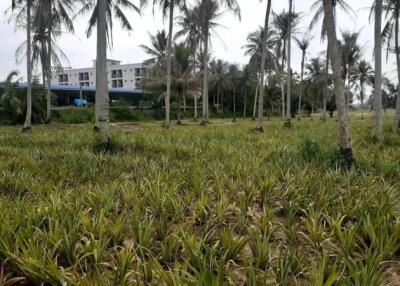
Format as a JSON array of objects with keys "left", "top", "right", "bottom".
[
  {"left": 55, "top": 108, "right": 95, "bottom": 124},
  {"left": 299, "top": 138, "right": 324, "bottom": 161}
]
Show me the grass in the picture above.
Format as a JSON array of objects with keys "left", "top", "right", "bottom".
[{"left": 0, "top": 113, "right": 399, "bottom": 285}]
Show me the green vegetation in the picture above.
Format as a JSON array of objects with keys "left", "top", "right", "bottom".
[{"left": 0, "top": 114, "right": 399, "bottom": 285}]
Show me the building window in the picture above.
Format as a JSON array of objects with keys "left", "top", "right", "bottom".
[
  {"left": 112, "top": 79, "right": 123, "bottom": 88},
  {"left": 135, "top": 78, "right": 141, "bottom": 86},
  {"left": 135, "top": 68, "right": 141, "bottom": 77},
  {"left": 111, "top": 69, "right": 122, "bottom": 79},
  {"left": 79, "top": 72, "right": 89, "bottom": 81},
  {"left": 58, "top": 74, "right": 68, "bottom": 84}
]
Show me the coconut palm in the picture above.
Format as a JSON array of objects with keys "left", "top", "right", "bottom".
[
  {"left": 306, "top": 57, "right": 325, "bottom": 114},
  {"left": 273, "top": 10, "right": 301, "bottom": 121},
  {"left": 381, "top": 0, "right": 400, "bottom": 132},
  {"left": 243, "top": 25, "right": 277, "bottom": 121},
  {"left": 286, "top": 0, "right": 293, "bottom": 124},
  {"left": 353, "top": 60, "right": 373, "bottom": 119},
  {"left": 198, "top": 0, "right": 240, "bottom": 125},
  {"left": 340, "top": 31, "right": 362, "bottom": 108},
  {"left": 373, "top": 0, "right": 384, "bottom": 140},
  {"left": 322, "top": 0, "right": 353, "bottom": 164},
  {"left": 10, "top": 0, "right": 34, "bottom": 131},
  {"left": 295, "top": 34, "right": 312, "bottom": 118},
  {"left": 310, "top": 0, "right": 354, "bottom": 121},
  {"left": 142, "top": 0, "right": 187, "bottom": 128},
  {"left": 78, "top": 0, "right": 141, "bottom": 140},
  {"left": 143, "top": 43, "right": 200, "bottom": 124},
  {"left": 140, "top": 30, "right": 168, "bottom": 65},
  {"left": 33, "top": 0, "right": 74, "bottom": 123},
  {"left": 256, "top": 0, "right": 272, "bottom": 130}
]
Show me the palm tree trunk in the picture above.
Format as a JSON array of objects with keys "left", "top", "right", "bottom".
[
  {"left": 360, "top": 79, "right": 364, "bottom": 120},
  {"left": 201, "top": 27, "right": 209, "bottom": 125},
  {"left": 323, "top": 45, "right": 329, "bottom": 122},
  {"left": 298, "top": 49, "right": 305, "bottom": 119},
  {"left": 177, "top": 91, "right": 182, "bottom": 125},
  {"left": 374, "top": 0, "right": 384, "bottom": 141},
  {"left": 243, "top": 90, "right": 246, "bottom": 118},
  {"left": 46, "top": 18, "right": 52, "bottom": 124},
  {"left": 217, "top": 84, "right": 220, "bottom": 113},
  {"left": 232, "top": 85, "right": 236, "bottom": 122},
  {"left": 95, "top": 0, "right": 110, "bottom": 141},
  {"left": 281, "top": 42, "right": 286, "bottom": 121},
  {"left": 23, "top": 0, "right": 32, "bottom": 131},
  {"left": 165, "top": 1, "right": 174, "bottom": 128},
  {"left": 257, "top": 0, "right": 272, "bottom": 130},
  {"left": 252, "top": 82, "right": 258, "bottom": 120},
  {"left": 323, "top": 0, "right": 353, "bottom": 162},
  {"left": 394, "top": 10, "right": 400, "bottom": 133},
  {"left": 286, "top": 0, "right": 293, "bottom": 122},
  {"left": 194, "top": 94, "right": 198, "bottom": 121}
]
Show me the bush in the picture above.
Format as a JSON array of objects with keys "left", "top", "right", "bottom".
[
  {"left": 110, "top": 100, "right": 139, "bottom": 122},
  {"left": 299, "top": 138, "right": 324, "bottom": 161},
  {"left": 55, "top": 108, "right": 95, "bottom": 124}
]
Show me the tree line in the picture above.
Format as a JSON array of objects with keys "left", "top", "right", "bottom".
[{"left": 4, "top": 0, "right": 400, "bottom": 165}]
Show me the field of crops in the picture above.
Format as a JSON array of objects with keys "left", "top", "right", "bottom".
[{"left": 0, "top": 114, "right": 400, "bottom": 285}]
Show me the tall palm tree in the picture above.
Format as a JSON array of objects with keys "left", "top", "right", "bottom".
[
  {"left": 142, "top": 0, "right": 187, "bottom": 128},
  {"left": 374, "top": 0, "right": 384, "bottom": 140},
  {"left": 198, "top": 0, "right": 240, "bottom": 125},
  {"left": 256, "top": 0, "right": 272, "bottom": 130},
  {"left": 10, "top": 0, "right": 33, "bottom": 131},
  {"left": 295, "top": 34, "right": 312, "bottom": 118},
  {"left": 34, "top": 0, "right": 74, "bottom": 123},
  {"left": 381, "top": 0, "right": 400, "bottom": 132},
  {"left": 286, "top": 0, "right": 293, "bottom": 123},
  {"left": 78, "top": 0, "right": 141, "bottom": 140},
  {"left": 340, "top": 31, "right": 362, "bottom": 108},
  {"left": 353, "top": 60, "right": 373, "bottom": 119},
  {"left": 322, "top": 0, "right": 353, "bottom": 163},
  {"left": 273, "top": 10, "right": 300, "bottom": 121},
  {"left": 243, "top": 25, "right": 277, "bottom": 122},
  {"left": 310, "top": 0, "right": 354, "bottom": 121}
]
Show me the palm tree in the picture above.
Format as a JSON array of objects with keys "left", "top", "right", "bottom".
[
  {"left": 381, "top": 0, "right": 400, "bottom": 132},
  {"left": 243, "top": 25, "right": 277, "bottom": 122},
  {"left": 273, "top": 10, "right": 301, "bottom": 121},
  {"left": 295, "top": 34, "right": 312, "bottom": 118},
  {"left": 142, "top": 0, "right": 187, "bottom": 128},
  {"left": 10, "top": 0, "right": 33, "bottom": 131},
  {"left": 198, "top": 0, "right": 240, "bottom": 125},
  {"left": 78, "top": 0, "right": 141, "bottom": 140},
  {"left": 340, "top": 31, "right": 362, "bottom": 108},
  {"left": 143, "top": 43, "right": 199, "bottom": 124},
  {"left": 354, "top": 60, "right": 373, "bottom": 119},
  {"left": 310, "top": 0, "right": 354, "bottom": 121},
  {"left": 374, "top": 0, "right": 384, "bottom": 140},
  {"left": 256, "top": 0, "right": 272, "bottom": 130},
  {"left": 286, "top": 0, "right": 293, "bottom": 124},
  {"left": 1, "top": 71, "right": 23, "bottom": 122},
  {"left": 322, "top": 0, "right": 353, "bottom": 164},
  {"left": 306, "top": 57, "right": 325, "bottom": 114},
  {"left": 140, "top": 30, "right": 168, "bottom": 65},
  {"left": 33, "top": 0, "right": 74, "bottom": 123}
]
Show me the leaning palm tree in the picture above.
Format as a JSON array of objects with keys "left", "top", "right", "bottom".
[
  {"left": 78, "top": 0, "right": 141, "bottom": 141},
  {"left": 381, "top": 0, "right": 400, "bottom": 132},
  {"left": 353, "top": 60, "right": 373, "bottom": 119},
  {"left": 198, "top": 0, "right": 240, "bottom": 125},
  {"left": 10, "top": 0, "right": 33, "bottom": 131},
  {"left": 295, "top": 34, "right": 312, "bottom": 118},
  {"left": 322, "top": 0, "right": 353, "bottom": 164}
]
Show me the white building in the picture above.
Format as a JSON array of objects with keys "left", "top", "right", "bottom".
[{"left": 51, "top": 59, "right": 147, "bottom": 90}]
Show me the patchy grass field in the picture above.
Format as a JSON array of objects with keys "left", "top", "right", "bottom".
[{"left": 0, "top": 114, "right": 400, "bottom": 285}]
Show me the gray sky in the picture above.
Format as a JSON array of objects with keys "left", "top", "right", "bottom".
[{"left": 0, "top": 0, "right": 396, "bottom": 81}]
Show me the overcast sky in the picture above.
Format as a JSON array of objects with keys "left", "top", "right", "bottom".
[{"left": 0, "top": 0, "right": 396, "bottom": 81}]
